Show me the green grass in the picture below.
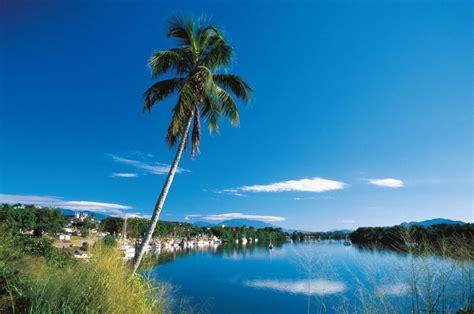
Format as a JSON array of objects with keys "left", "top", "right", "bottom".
[{"left": 1, "top": 235, "right": 171, "bottom": 313}]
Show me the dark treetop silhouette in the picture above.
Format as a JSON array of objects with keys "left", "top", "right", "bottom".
[{"left": 132, "top": 17, "right": 253, "bottom": 272}]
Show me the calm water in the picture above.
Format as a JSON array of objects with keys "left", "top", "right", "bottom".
[{"left": 147, "top": 242, "right": 471, "bottom": 313}]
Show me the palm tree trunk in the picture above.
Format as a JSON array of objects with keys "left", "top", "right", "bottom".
[{"left": 132, "top": 114, "right": 193, "bottom": 273}]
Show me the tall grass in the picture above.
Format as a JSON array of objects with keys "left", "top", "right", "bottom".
[
  {"left": 293, "top": 235, "right": 473, "bottom": 313},
  {"left": 1, "top": 236, "right": 171, "bottom": 313}
]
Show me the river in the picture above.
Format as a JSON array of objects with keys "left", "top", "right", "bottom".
[{"left": 147, "top": 241, "right": 472, "bottom": 313}]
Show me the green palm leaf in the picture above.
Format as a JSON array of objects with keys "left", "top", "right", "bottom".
[
  {"left": 213, "top": 74, "right": 253, "bottom": 103},
  {"left": 143, "top": 78, "right": 184, "bottom": 112}
]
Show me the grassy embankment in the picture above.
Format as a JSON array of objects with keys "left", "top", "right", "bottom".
[{"left": 0, "top": 234, "right": 170, "bottom": 313}]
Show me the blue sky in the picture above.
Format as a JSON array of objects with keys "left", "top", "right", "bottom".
[{"left": 1, "top": 0, "right": 472, "bottom": 231}]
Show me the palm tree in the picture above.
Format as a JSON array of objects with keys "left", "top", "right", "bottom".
[{"left": 132, "top": 17, "right": 253, "bottom": 272}]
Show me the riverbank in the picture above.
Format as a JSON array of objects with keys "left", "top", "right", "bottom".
[{"left": 0, "top": 233, "right": 171, "bottom": 313}]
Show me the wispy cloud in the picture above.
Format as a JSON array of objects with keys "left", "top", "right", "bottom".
[
  {"left": 126, "top": 212, "right": 152, "bottom": 219},
  {"left": 369, "top": 178, "right": 404, "bottom": 188},
  {"left": 109, "top": 154, "right": 189, "bottom": 175},
  {"left": 216, "top": 177, "right": 348, "bottom": 196},
  {"left": 183, "top": 214, "right": 203, "bottom": 221},
  {"left": 245, "top": 279, "right": 346, "bottom": 296},
  {"left": 341, "top": 220, "right": 355, "bottom": 224},
  {"left": 202, "top": 212, "right": 285, "bottom": 223},
  {"left": 112, "top": 173, "right": 138, "bottom": 178},
  {"left": 0, "top": 194, "right": 131, "bottom": 215},
  {"left": 216, "top": 189, "right": 246, "bottom": 197},
  {"left": 288, "top": 195, "right": 335, "bottom": 201}
]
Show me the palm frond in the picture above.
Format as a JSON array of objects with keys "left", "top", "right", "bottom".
[
  {"left": 201, "top": 95, "right": 220, "bottom": 133},
  {"left": 215, "top": 86, "right": 239, "bottom": 126},
  {"left": 165, "top": 82, "right": 196, "bottom": 147},
  {"left": 213, "top": 74, "right": 253, "bottom": 103},
  {"left": 196, "top": 25, "right": 222, "bottom": 56},
  {"left": 143, "top": 78, "right": 184, "bottom": 112},
  {"left": 199, "top": 35, "right": 233, "bottom": 70},
  {"left": 166, "top": 107, "right": 184, "bottom": 147},
  {"left": 148, "top": 49, "right": 190, "bottom": 78},
  {"left": 167, "top": 17, "right": 195, "bottom": 47}
]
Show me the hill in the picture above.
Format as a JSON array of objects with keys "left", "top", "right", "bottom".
[
  {"left": 194, "top": 219, "right": 277, "bottom": 229},
  {"left": 60, "top": 208, "right": 109, "bottom": 221},
  {"left": 401, "top": 218, "right": 465, "bottom": 228}
]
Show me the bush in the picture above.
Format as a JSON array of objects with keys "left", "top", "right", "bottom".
[
  {"left": 0, "top": 233, "right": 170, "bottom": 313},
  {"left": 25, "top": 244, "right": 169, "bottom": 313},
  {"left": 102, "top": 235, "right": 117, "bottom": 247},
  {"left": 80, "top": 241, "right": 89, "bottom": 251}
]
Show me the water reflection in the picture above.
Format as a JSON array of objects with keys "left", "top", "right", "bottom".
[
  {"left": 148, "top": 241, "right": 473, "bottom": 313},
  {"left": 146, "top": 241, "right": 286, "bottom": 266},
  {"left": 244, "top": 279, "right": 346, "bottom": 296}
]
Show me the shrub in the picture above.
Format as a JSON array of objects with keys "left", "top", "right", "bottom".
[
  {"left": 26, "top": 244, "right": 169, "bottom": 313},
  {"left": 102, "top": 235, "right": 117, "bottom": 247},
  {"left": 0, "top": 232, "right": 169, "bottom": 313},
  {"left": 80, "top": 241, "right": 89, "bottom": 251}
]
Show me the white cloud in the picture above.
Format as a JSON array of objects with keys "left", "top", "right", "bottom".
[
  {"left": 0, "top": 194, "right": 131, "bottom": 215},
  {"left": 219, "top": 189, "right": 246, "bottom": 197},
  {"left": 126, "top": 212, "right": 152, "bottom": 219},
  {"left": 109, "top": 154, "right": 188, "bottom": 175},
  {"left": 202, "top": 212, "right": 285, "bottom": 223},
  {"left": 240, "top": 177, "right": 347, "bottom": 193},
  {"left": 342, "top": 220, "right": 355, "bottom": 224},
  {"left": 185, "top": 214, "right": 201, "bottom": 218},
  {"left": 112, "top": 173, "right": 138, "bottom": 178},
  {"left": 369, "top": 178, "right": 404, "bottom": 188},
  {"left": 245, "top": 279, "right": 346, "bottom": 296},
  {"left": 215, "top": 177, "right": 348, "bottom": 196}
]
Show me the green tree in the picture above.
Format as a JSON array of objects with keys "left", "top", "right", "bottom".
[
  {"left": 99, "top": 217, "right": 124, "bottom": 235},
  {"left": 133, "top": 17, "right": 252, "bottom": 272},
  {"left": 126, "top": 218, "right": 149, "bottom": 239},
  {"left": 32, "top": 206, "right": 66, "bottom": 237},
  {"left": 0, "top": 204, "right": 36, "bottom": 234}
]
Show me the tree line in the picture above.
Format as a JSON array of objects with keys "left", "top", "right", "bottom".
[
  {"left": 350, "top": 223, "right": 474, "bottom": 249},
  {"left": 99, "top": 216, "right": 287, "bottom": 242},
  {"left": 0, "top": 204, "right": 66, "bottom": 237},
  {"left": 289, "top": 230, "right": 351, "bottom": 241}
]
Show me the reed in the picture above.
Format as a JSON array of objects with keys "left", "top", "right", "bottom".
[
  {"left": 0, "top": 236, "right": 171, "bottom": 313},
  {"left": 293, "top": 235, "right": 473, "bottom": 313}
]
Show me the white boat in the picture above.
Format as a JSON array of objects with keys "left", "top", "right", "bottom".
[
  {"left": 344, "top": 236, "right": 352, "bottom": 246},
  {"left": 254, "top": 238, "right": 259, "bottom": 243},
  {"left": 242, "top": 237, "right": 248, "bottom": 244},
  {"left": 235, "top": 239, "right": 239, "bottom": 244},
  {"left": 151, "top": 243, "right": 160, "bottom": 254}
]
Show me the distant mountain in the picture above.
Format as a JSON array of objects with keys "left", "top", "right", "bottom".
[
  {"left": 328, "top": 229, "right": 353, "bottom": 233},
  {"left": 221, "top": 219, "right": 276, "bottom": 228},
  {"left": 60, "top": 208, "right": 109, "bottom": 221},
  {"left": 193, "top": 219, "right": 277, "bottom": 229},
  {"left": 401, "top": 218, "right": 465, "bottom": 228},
  {"left": 193, "top": 221, "right": 215, "bottom": 227}
]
